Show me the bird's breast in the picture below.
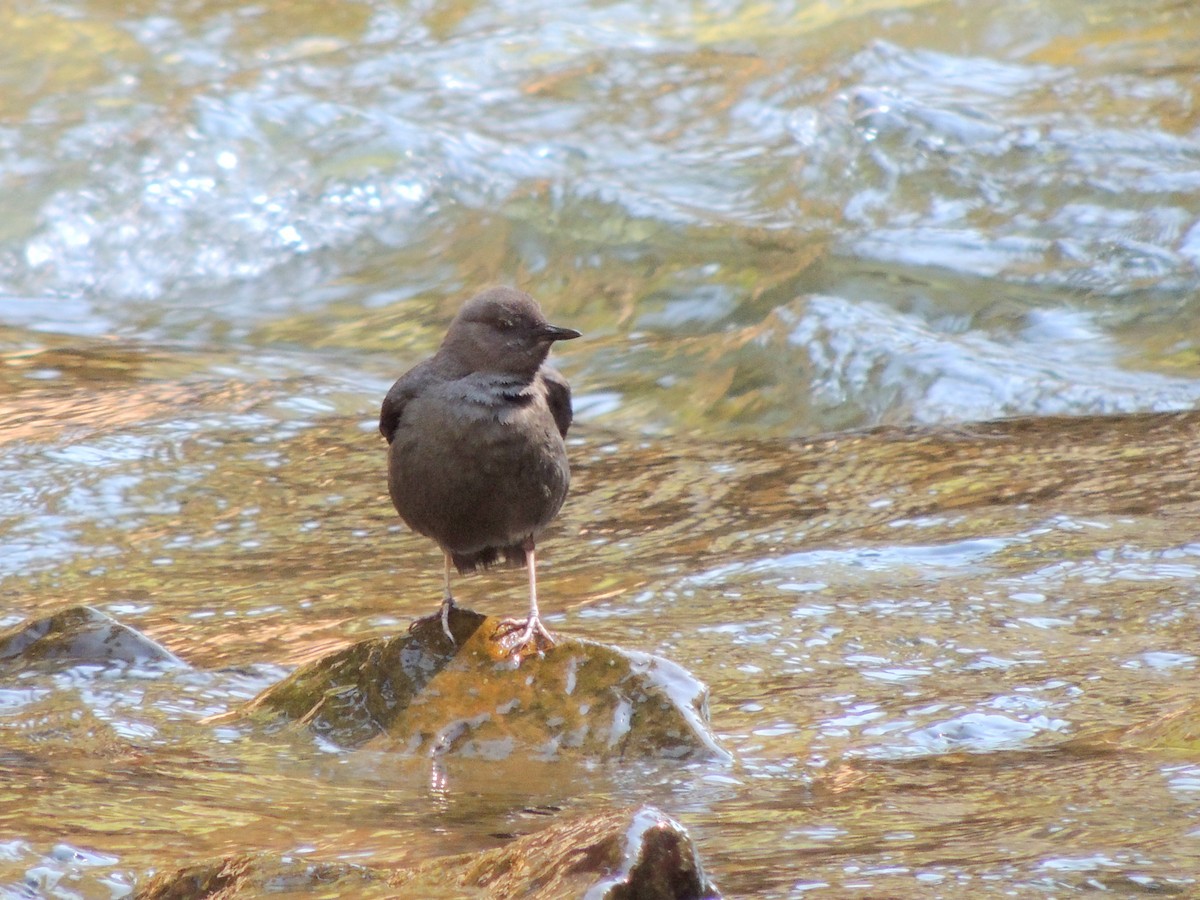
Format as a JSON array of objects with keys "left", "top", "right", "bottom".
[{"left": 387, "top": 378, "right": 570, "bottom": 552}]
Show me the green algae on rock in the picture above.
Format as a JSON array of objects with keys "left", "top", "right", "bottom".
[
  {"left": 0, "top": 606, "right": 184, "bottom": 669},
  {"left": 134, "top": 805, "right": 719, "bottom": 899},
  {"left": 230, "top": 606, "right": 727, "bottom": 760}
]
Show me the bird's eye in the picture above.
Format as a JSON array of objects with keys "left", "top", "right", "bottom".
[{"left": 498, "top": 318, "right": 514, "bottom": 330}]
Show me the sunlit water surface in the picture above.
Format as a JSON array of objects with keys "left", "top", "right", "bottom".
[{"left": 3, "top": 0, "right": 1200, "bottom": 896}]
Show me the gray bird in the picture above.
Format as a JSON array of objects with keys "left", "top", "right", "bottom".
[{"left": 379, "top": 287, "right": 581, "bottom": 651}]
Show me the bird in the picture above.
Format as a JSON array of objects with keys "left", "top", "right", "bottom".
[{"left": 379, "top": 287, "right": 581, "bottom": 653}]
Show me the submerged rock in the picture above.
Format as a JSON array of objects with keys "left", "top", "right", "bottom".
[
  {"left": 134, "top": 805, "right": 720, "bottom": 899},
  {"left": 134, "top": 855, "right": 383, "bottom": 899},
  {"left": 231, "top": 606, "right": 727, "bottom": 760},
  {"left": 0, "top": 606, "right": 184, "bottom": 669},
  {"left": 1070, "top": 703, "right": 1200, "bottom": 755},
  {"left": 392, "top": 805, "right": 720, "bottom": 899}
]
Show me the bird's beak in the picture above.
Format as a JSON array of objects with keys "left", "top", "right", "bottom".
[{"left": 538, "top": 324, "right": 582, "bottom": 342}]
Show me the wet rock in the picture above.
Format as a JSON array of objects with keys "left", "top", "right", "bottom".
[
  {"left": 0, "top": 606, "right": 184, "bottom": 669},
  {"left": 231, "top": 606, "right": 727, "bottom": 760},
  {"left": 134, "top": 806, "right": 719, "bottom": 899},
  {"left": 393, "top": 805, "right": 719, "bottom": 899}
]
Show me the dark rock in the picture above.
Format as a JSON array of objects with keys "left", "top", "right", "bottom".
[
  {"left": 229, "top": 606, "right": 727, "bottom": 761},
  {"left": 0, "top": 606, "right": 184, "bottom": 669},
  {"left": 582, "top": 806, "right": 722, "bottom": 900}
]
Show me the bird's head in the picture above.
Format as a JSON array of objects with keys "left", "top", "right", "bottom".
[{"left": 442, "top": 287, "right": 581, "bottom": 377}]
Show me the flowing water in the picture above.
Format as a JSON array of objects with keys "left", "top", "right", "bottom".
[{"left": 3, "top": 0, "right": 1200, "bottom": 896}]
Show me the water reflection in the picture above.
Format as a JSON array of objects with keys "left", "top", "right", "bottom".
[{"left": 3, "top": 0, "right": 1200, "bottom": 895}]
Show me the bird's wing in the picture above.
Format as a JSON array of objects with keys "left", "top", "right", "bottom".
[
  {"left": 542, "top": 366, "right": 574, "bottom": 438},
  {"left": 379, "top": 362, "right": 432, "bottom": 443}
]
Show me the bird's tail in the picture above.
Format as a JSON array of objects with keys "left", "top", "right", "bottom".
[{"left": 450, "top": 545, "right": 528, "bottom": 574}]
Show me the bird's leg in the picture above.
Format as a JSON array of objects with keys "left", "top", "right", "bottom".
[
  {"left": 497, "top": 540, "right": 555, "bottom": 651},
  {"left": 410, "top": 552, "right": 458, "bottom": 643},
  {"left": 440, "top": 551, "right": 456, "bottom": 643}
]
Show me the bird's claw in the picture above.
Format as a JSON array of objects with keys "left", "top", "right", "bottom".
[
  {"left": 440, "top": 597, "right": 454, "bottom": 643},
  {"left": 407, "top": 596, "right": 457, "bottom": 646},
  {"left": 494, "top": 616, "right": 555, "bottom": 654}
]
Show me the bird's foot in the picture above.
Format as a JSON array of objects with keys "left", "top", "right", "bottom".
[
  {"left": 440, "top": 595, "right": 454, "bottom": 643},
  {"left": 407, "top": 595, "right": 457, "bottom": 645},
  {"left": 494, "top": 615, "right": 555, "bottom": 654}
]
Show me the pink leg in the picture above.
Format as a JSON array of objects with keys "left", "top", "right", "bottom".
[
  {"left": 440, "top": 552, "right": 456, "bottom": 642},
  {"left": 497, "top": 542, "right": 555, "bottom": 651},
  {"left": 406, "top": 552, "right": 457, "bottom": 644}
]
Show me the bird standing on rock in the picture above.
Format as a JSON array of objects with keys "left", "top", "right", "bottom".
[{"left": 379, "top": 287, "right": 581, "bottom": 653}]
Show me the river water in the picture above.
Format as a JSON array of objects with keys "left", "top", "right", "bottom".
[{"left": 3, "top": 0, "right": 1200, "bottom": 896}]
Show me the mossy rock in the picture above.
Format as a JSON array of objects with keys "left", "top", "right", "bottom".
[{"left": 231, "top": 606, "right": 727, "bottom": 761}]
